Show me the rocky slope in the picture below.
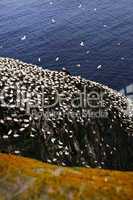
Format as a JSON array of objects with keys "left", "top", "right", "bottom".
[{"left": 0, "top": 57, "right": 133, "bottom": 170}]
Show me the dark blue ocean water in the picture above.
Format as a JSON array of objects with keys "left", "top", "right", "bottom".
[{"left": 0, "top": 0, "right": 133, "bottom": 92}]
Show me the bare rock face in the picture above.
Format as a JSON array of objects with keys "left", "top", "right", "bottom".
[
  {"left": 0, "top": 57, "right": 133, "bottom": 170},
  {"left": 0, "top": 154, "right": 133, "bottom": 200}
]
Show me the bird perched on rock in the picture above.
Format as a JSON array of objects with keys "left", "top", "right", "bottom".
[
  {"left": 61, "top": 67, "right": 71, "bottom": 75},
  {"left": 0, "top": 57, "right": 133, "bottom": 170}
]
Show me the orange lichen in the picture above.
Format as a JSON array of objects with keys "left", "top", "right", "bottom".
[{"left": 0, "top": 153, "right": 133, "bottom": 200}]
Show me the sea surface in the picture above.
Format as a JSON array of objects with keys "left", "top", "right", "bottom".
[{"left": 0, "top": 0, "right": 133, "bottom": 95}]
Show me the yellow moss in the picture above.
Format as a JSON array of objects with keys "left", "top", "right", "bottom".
[{"left": 0, "top": 153, "right": 133, "bottom": 200}]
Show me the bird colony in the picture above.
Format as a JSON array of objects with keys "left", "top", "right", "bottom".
[{"left": 0, "top": 57, "right": 133, "bottom": 170}]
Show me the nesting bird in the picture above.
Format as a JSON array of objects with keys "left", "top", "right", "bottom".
[{"left": 0, "top": 57, "right": 133, "bottom": 170}]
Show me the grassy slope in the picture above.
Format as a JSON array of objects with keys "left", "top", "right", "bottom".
[{"left": 0, "top": 153, "right": 133, "bottom": 200}]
